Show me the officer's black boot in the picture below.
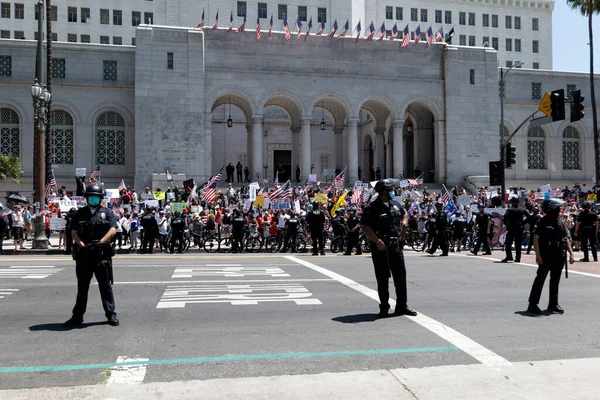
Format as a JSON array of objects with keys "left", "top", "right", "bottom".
[
  {"left": 527, "top": 303, "right": 542, "bottom": 315},
  {"left": 64, "top": 315, "right": 84, "bottom": 328},
  {"left": 108, "top": 315, "right": 120, "bottom": 326},
  {"left": 547, "top": 304, "right": 564, "bottom": 314}
]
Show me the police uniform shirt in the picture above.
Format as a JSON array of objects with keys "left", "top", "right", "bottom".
[
  {"left": 286, "top": 218, "right": 299, "bottom": 233},
  {"left": 435, "top": 211, "right": 448, "bottom": 231},
  {"left": 71, "top": 206, "right": 118, "bottom": 243},
  {"left": 452, "top": 217, "right": 467, "bottom": 233},
  {"left": 475, "top": 212, "right": 490, "bottom": 229},
  {"left": 347, "top": 216, "right": 360, "bottom": 231},
  {"left": 504, "top": 207, "right": 529, "bottom": 230},
  {"left": 306, "top": 210, "right": 325, "bottom": 231},
  {"left": 141, "top": 213, "right": 158, "bottom": 233},
  {"left": 533, "top": 215, "right": 569, "bottom": 253},
  {"left": 171, "top": 217, "right": 185, "bottom": 233},
  {"left": 578, "top": 210, "right": 598, "bottom": 229},
  {"left": 360, "top": 198, "right": 405, "bottom": 242},
  {"left": 232, "top": 217, "right": 246, "bottom": 234},
  {"left": 333, "top": 215, "right": 345, "bottom": 233}
]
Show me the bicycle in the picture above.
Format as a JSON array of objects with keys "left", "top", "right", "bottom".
[{"left": 203, "top": 230, "right": 220, "bottom": 253}]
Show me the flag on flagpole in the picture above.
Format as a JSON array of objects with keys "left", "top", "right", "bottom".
[
  {"left": 283, "top": 19, "right": 291, "bottom": 40},
  {"left": 89, "top": 166, "right": 100, "bottom": 183},
  {"left": 316, "top": 20, "right": 325, "bottom": 36},
  {"left": 202, "top": 167, "right": 224, "bottom": 205},
  {"left": 269, "top": 180, "right": 293, "bottom": 200},
  {"left": 377, "top": 22, "right": 386, "bottom": 40},
  {"left": 351, "top": 188, "right": 363, "bottom": 207},
  {"left": 49, "top": 168, "right": 57, "bottom": 187},
  {"left": 401, "top": 24, "right": 410, "bottom": 47},
  {"left": 195, "top": 9, "right": 205, "bottom": 28},
  {"left": 212, "top": 10, "right": 219, "bottom": 30},
  {"left": 235, "top": 16, "right": 246, "bottom": 33},
  {"left": 296, "top": 17, "right": 303, "bottom": 39},
  {"left": 328, "top": 19, "right": 338, "bottom": 37},
  {"left": 118, "top": 179, "right": 126, "bottom": 192},
  {"left": 338, "top": 19, "right": 349, "bottom": 37},
  {"left": 187, "top": 185, "right": 198, "bottom": 207},
  {"left": 416, "top": 174, "right": 424, "bottom": 185},
  {"left": 389, "top": 23, "right": 398, "bottom": 40},
  {"left": 365, "top": 21, "right": 376, "bottom": 41},
  {"left": 330, "top": 192, "right": 348, "bottom": 217},
  {"left": 413, "top": 25, "right": 421, "bottom": 46},
  {"left": 274, "top": 171, "right": 280, "bottom": 188},
  {"left": 444, "top": 198, "right": 458, "bottom": 216},
  {"left": 435, "top": 26, "right": 444, "bottom": 42},
  {"left": 354, "top": 20, "right": 362, "bottom": 44},
  {"left": 304, "top": 17, "right": 312, "bottom": 40},
  {"left": 446, "top": 27, "right": 455, "bottom": 44},
  {"left": 425, "top": 26, "right": 433, "bottom": 48},
  {"left": 441, "top": 184, "right": 451, "bottom": 205},
  {"left": 326, "top": 168, "right": 346, "bottom": 193},
  {"left": 267, "top": 14, "right": 273, "bottom": 38},
  {"left": 256, "top": 17, "right": 262, "bottom": 39},
  {"left": 228, "top": 11, "right": 234, "bottom": 31}
]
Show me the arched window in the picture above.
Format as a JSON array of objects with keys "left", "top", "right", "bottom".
[
  {"left": 0, "top": 108, "right": 20, "bottom": 157},
  {"left": 562, "top": 126, "right": 580, "bottom": 170},
  {"left": 50, "top": 110, "right": 74, "bottom": 164},
  {"left": 96, "top": 111, "right": 125, "bottom": 165},
  {"left": 527, "top": 126, "right": 546, "bottom": 170}
]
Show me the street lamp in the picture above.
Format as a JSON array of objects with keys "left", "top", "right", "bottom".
[
  {"left": 499, "top": 60, "right": 523, "bottom": 207},
  {"left": 227, "top": 97, "right": 233, "bottom": 128},
  {"left": 320, "top": 102, "right": 326, "bottom": 131}
]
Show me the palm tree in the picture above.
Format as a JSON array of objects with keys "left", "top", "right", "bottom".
[
  {"left": 567, "top": 0, "right": 600, "bottom": 180},
  {"left": 0, "top": 155, "right": 23, "bottom": 184}
]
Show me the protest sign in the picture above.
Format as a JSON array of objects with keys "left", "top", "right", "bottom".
[
  {"left": 243, "top": 199, "right": 252, "bottom": 214},
  {"left": 271, "top": 199, "right": 291, "bottom": 210},
  {"left": 75, "top": 168, "right": 86, "bottom": 177},
  {"left": 49, "top": 217, "right": 66, "bottom": 231},
  {"left": 353, "top": 181, "right": 363, "bottom": 190},
  {"left": 153, "top": 191, "right": 166, "bottom": 200},
  {"left": 588, "top": 193, "right": 597, "bottom": 201},
  {"left": 308, "top": 174, "right": 317, "bottom": 183},
  {"left": 457, "top": 195, "right": 471, "bottom": 206},
  {"left": 171, "top": 202, "right": 186, "bottom": 213},
  {"left": 539, "top": 184, "right": 551, "bottom": 193},
  {"left": 294, "top": 200, "right": 301, "bottom": 214},
  {"left": 71, "top": 196, "right": 86, "bottom": 208},
  {"left": 314, "top": 193, "right": 327, "bottom": 204},
  {"left": 253, "top": 196, "right": 265, "bottom": 207},
  {"left": 145, "top": 200, "right": 159, "bottom": 208},
  {"left": 105, "top": 189, "right": 119, "bottom": 200},
  {"left": 190, "top": 206, "right": 199, "bottom": 213},
  {"left": 141, "top": 193, "right": 154, "bottom": 201},
  {"left": 323, "top": 169, "right": 335, "bottom": 176},
  {"left": 59, "top": 199, "right": 78, "bottom": 212},
  {"left": 399, "top": 180, "right": 410, "bottom": 188}
]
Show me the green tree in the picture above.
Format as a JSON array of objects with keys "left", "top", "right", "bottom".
[
  {"left": 566, "top": 0, "right": 600, "bottom": 180},
  {"left": 0, "top": 155, "right": 23, "bottom": 184}
]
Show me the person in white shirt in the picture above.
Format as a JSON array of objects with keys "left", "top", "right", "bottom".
[
  {"left": 156, "top": 211, "right": 169, "bottom": 253},
  {"left": 11, "top": 206, "right": 25, "bottom": 251}
]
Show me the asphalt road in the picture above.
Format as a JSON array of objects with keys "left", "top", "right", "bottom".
[{"left": 1, "top": 250, "right": 600, "bottom": 396}]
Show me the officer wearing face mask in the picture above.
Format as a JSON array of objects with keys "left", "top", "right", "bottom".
[
  {"left": 65, "top": 184, "right": 119, "bottom": 328},
  {"left": 360, "top": 179, "right": 417, "bottom": 318}
]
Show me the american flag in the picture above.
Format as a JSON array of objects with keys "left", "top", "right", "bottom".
[
  {"left": 389, "top": 23, "right": 398, "bottom": 40},
  {"left": 416, "top": 174, "right": 424, "bottom": 185},
  {"left": 328, "top": 19, "right": 338, "bottom": 37},
  {"left": 338, "top": 19, "right": 349, "bottom": 37},
  {"left": 401, "top": 25, "right": 410, "bottom": 47},
  {"left": 316, "top": 20, "right": 325, "bottom": 36},
  {"left": 202, "top": 167, "right": 223, "bottom": 205},
  {"left": 267, "top": 14, "right": 273, "bottom": 38},
  {"left": 235, "top": 16, "right": 246, "bottom": 33},
  {"left": 296, "top": 17, "right": 303, "bottom": 39},
  {"left": 256, "top": 17, "right": 262, "bottom": 40},
  {"left": 351, "top": 188, "right": 363, "bottom": 207},
  {"left": 425, "top": 26, "right": 433, "bottom": 48},
  {"left": 49, "top": 168, "right": 56, "bottom": 187},
  {"left": 435, "top": 26, "right": 444, "bottom": 42},
  {"left": 212, "top": 10, "right": 219, "bottom": 30},
  {"left": 283, "top": 19, "right": 291, "bottom": 40},
  {"left": 441, "top": 184, "right": 451, "bottom": 206},
  {"left": 354, "top": 20, "right": 361, "bottom": 44},
  {"left": 304, "top": 17, "right": 312, "bottom": 41},
  {"left": 195, "top": 9, "right": 204, "bottom": 28},
  {"left": 269, "top": 180, "right": 293, "bottom": 200},
  {"left": 274, "top": 171, "right": 280, "bottom": 188},
  {"left": 200, "top": 215, "right": 208, "bottom": 224},
  {"left": 228, "top": 11, "right": 234, "bottom": 31},
  {"left": 187, "top": 184, "right": 198, "bottom": 207},
  {"left": 118, "top": 179, "right": 126, "bottom": 192},
  {"left": 413, "top": 25, "right": 421, "bottom": 46},
  {"left": 326, "top": 168, "right": 346, "bottom": 194},
  {"left": 364, "top": 21, "right": 375, "bottom": 41},
  {"left": 89, "top": 169, "right": 100, "bottom": 183},
  {"left": 377, "top": 22, "right": 386, "bottom": 41}
]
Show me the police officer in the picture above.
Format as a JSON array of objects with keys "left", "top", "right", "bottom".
[
  {"left": 231, "top": 209, "right": 246, "bottom": 253},
  {"left": 526, "top": 206, "right": 542, "bottom": 255},
  {"left": 306, "top": 202, "right": 326, "bottom": 255},
  {"left": 65, "top": 208, "right": 77, "bottom": 255},
  {"left": 140, "top": 208, "right": 158, "bottom": 254},
  {"left": 169, "top": 211, "right": 186, "bottom": 253},
  {"left": 360, "top": 179, "right": 417, "bottom": 318},
  {"left": 502, "top": 197, "right": 530, "bottom": 263},
  {"left": 450, "top": 212, "right": 467, "bottom": 252},
  {"left": 472, "top": 204, "right": 492, "bottom": 255},
  {"left": 65, "top": 184, "right": 119, "bottom": 327},
  {"left": 427, "top": 202, "right": 449, "bottom": 256},
  {"left": 575, "top": 201, "right": 598, "bottom": 262},
  {"left": 344, "top": 209, "right": 363, "bottom": 256},
  {"left": 332, "top": 209, "right": 346, "bottom": 253},
  {"left": 527, "top": 198, "right": 575, "bottom": 315},
  {"left": 282, "top": 212, "right": 299, "bottom": 253}
]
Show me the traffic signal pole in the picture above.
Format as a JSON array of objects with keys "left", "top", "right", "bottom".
[{"left": 500, "top": 68, "right": 506, "bottom": 207}]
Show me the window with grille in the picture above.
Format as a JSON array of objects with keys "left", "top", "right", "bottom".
[
  {"left": 132, "top": 11, "right": 141, "bottom": 26},
  {"left": 96, "top": 111, "right": 125, "bottom": 165},
  {"left": 298, "top": 6, "right": 307, "bottom": 21},
  {"left": 103, "top": 60, "right": 117, "bottom": 81},
  {"left": 468, "top": 12, "right": 475, "bottom": 26},
  {"left": 81, "top": 34, "right": 90, "bottom": 43},
  {"left": 435, "top": 10, "right": 441, "bottom": 24},
  {"left": 533, "top": 62, "right": 539, "bottom": 70},
  {"left": 132, "top": 38, "right": 136, "bottom": 46},
  {"left": 459, "top": 12, "right": 465, "bottom": 25},
  {"left": 505, "top": 15, "right": 512, "bottom": 28},
  {"left": 492, "top": 37, "right": 498, "bottom": 50},
  {"left": 445, "top": 11, "right": 451, "bottom": 24},
  {"left": 237, "top": 1, "right": 247, "bottom": 18},
  {"left": 532, "top": 18, "right": 538, "bottom": 31},
  {"left": 532, "top": 40, "right": 539, "bottom": 53},
  {"left": 144, "top": 12, "right": 153, "bottom": 24},
  {"left": 459, "top": 35, "right": 466, "bottom": 46},
  {"left": 515, "top": 39, "right": 521, "bottom": 52},
  {"left": 100, "top": 9, "right": 109, "bottom": 24},
  {"left": 469, "top": 35, "right": 475, "bottom": 46},
  {"left": 68, "top": 7, "right": 77, "bottom": 22},
  {"left": 506, "top": 61, "right": 512, "bottom": 67},
  {"left": 317, "top": 7, "right": 326, "bottom": 23},
  {"left": 67, "top": 34, "right": 77, "bottom": 43},
  {"left": 50, "top": 110, "right": 74, "bottom": 164},
  {"left": 515, "top": 16, "right": 521, "bottom": 29},
  {"left": 562, "top": 126, "right": 580, "bottom": 170},
  {"left": 113, "top": 10, "right": 122, "bottom": 25},
  {"left": 0, "top": 108, "right": 19, "bottom": 157},
  {"left": 482, "top": 14, "right": 489, "bottom": 27},
  {"left": 532, "top": 82, "right": 541, "bottom": 99},
  {"left": 167, "top": 52, "right": 173, "bottom": 69},
  {"left": 1, "top": 3, "right": 10, "bottom": 19},
  {"left": 258, "top": 3, "right": 268, "bottom": 19},
  {"left": 411, "top": 8, "right": 418, "bottom": 21},
  {"left": 483, "top": 36, "right": 489, "bottom": 46},
  {"left": 100, "top": 35, "right": 109, "bottom": 44},
  {"left": 113, "top": 36, "right": 122, "bottom": 45},
  {"left": 567, "top": 84, "right": 576, "bottom": 100},
  {"left": 492, "top": 14, "right": 498, "bottom": 28},
  {"left": 0, "top": 55, "right": 11, "bottom": 76},
  {"left": 0, "top": 30, "right": 9, "bottom": 38},
  {"left": 278, "top": 4, "right": 287, "bottom": 20},
  {"left": 385, "top": 6, "right": 393, "bottom": 20},
  {"left": 505, "top": 38, "right": 512, "bottom": 51},
  {"left": 52, "top": 58, "right": 65, "bottom": 79},
  {"left": 396, "top": 7, "right": 403, "bottom": 20},
  {"left": 81, "top": 8, "right": 90, "bottom": 23},
  {"left": 320, "top": 154, "right": 330, "bottom": 171},
  {"left": 14, "top": 3, "right": 23, "bottom": 19},
  {"left": 527, "top": 127, "right": 546, "bottom": 170},
  {"left": 421, "top": 9, "right": 427, "bottom": 22}
]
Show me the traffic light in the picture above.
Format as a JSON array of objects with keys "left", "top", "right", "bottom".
[
  {"left": 550, "top": 89, "right": 565, "bottom": 122},
  {"left": 570, "top": 90, "right": 585, "bottom": 122},
  {"left": 506, "top": 142, "right": 516, "bottom": 166},
  {"left": 489, "top": 161, "right": 504, "bottom": 187}
]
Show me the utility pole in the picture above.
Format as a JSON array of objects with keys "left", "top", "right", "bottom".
[{"left": 45, "top": 0, "right": 53, "bottom": 180}]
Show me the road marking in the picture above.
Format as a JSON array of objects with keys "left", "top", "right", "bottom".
[
  {"left": 0, "top": 346, "right": 459, "bottom": 373},
  {"left": 106, "top": 356, "right": 149, "bottom": 385},
  {"left": 103, "top": 278, "right": 335, "bottom": 285},
  {"left": 0, "top": 266, "right": 64, "bottom": 279},
  {"left": 156, "top": 283, "right": 322, "bottom": 308},
  {"left": 172, "top": 266, "right": 290, "bottom": 278},
  {"left": 285, "top": 256, "right": 512, "bottom": 368},
  {"left": 0, "top": 289, "right": 19, "bottom": 299}
]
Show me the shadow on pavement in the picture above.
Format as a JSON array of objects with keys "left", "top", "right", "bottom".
[
  {"left": 29, "top": 322, "right": 107, "bottom": 332},
  {"left": 332, "top": 313, "right": 382, "bottom": 323}
]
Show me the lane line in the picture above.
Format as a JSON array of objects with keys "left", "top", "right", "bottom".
[
  {"left": 0, "top": 346, "right": 459, "bottom": 374},
  {"left": 106, "top": 356, "right": 149, "bottom": 385},
  {"left": 285, "top": 256, "right": 512, "bottom": 368},
  {"left": 97, "top": 279, "right": 336, "bottom": 285}
]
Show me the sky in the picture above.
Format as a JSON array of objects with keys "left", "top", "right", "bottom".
[{"left": 553, "top": 1, "right": 600, "bottom": 72}]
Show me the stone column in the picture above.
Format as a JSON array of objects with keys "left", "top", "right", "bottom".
[
  {"left": 291, "top": 125, "right": 301, "bottom": 180},
  {"left": 393, "top": 120, "right": 404, "bottom": 178},
  {"left": 386, "top": 140, "right": 393, "bottom": 178},
  {"left": 374, "top": 126, "right": 386, "bottom": 176},
  {"left": 301, "top": 117, "right": 312, "bottom": 179},
  {"left": 251, "top": 115, "right": 264, "bottom": 181},
  {"left": 347, "top": 118, "right": 359, "bottom": 182},
  {"left": 333, "top": 126, "right": 344, "bottom": 169}
]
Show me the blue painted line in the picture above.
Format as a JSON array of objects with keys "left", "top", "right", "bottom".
[{"left": 0, "top": 346, "right": 459, "bottom": 373}]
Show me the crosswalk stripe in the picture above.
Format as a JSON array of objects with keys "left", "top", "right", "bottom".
[{"left": 0, "top": 266, "right": 63, "bottom": 279}]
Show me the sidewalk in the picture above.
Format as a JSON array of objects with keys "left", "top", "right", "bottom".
[{"left": 1, "top": 357, "right": 599, "bottom": 399}]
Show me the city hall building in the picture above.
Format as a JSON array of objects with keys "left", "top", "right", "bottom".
[{"left": 0, "top": 0, "right": 596, "bottom": 195}]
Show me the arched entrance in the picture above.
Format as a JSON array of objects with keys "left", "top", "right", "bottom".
[
  {"left": 362, "top": 134, "right": 374, "bottom": 181},
  {"left": 356, "top": 96, "right": 395, "bottom": 181},
  {"left": 404, "top": 102, "right": 436, "bottom": 182}
]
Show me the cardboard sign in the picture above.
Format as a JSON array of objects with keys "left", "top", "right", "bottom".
[
  {"left": 153, "top": 191, "right": 166, "bottom": 200},
  {"left": 588, "top": 193, "right": 597, "bottom": 201},
  {"left": 49, "top": 217, "right": 66, "bottom": 231},
  {"left": 271, "top": 199, "right": 291, "bottom": 210},
  {"left": 314, "top": 193, "right": 327, "bottom": 204},
  {"left": 308, "top": 174, "right": 317, "bottom": 183},
  {"left": 145, "top": 200, "right": 159, "bottom": 208},
  {"left": 59, "top": 199, "right": 78, "bottom": 212},
  {"left": 75, "top": 168, "right": 86, "bottom": 177},
  {"left": 171, "top": 202, "right": 186, "bottom": 213},
  {"left": 539, "top": 184, "right": 551, "bottom": 193},
  {"left": 294, "top": 200, "right": 301, "bottom": 214},
  {"left": 105, "top": 189, "right": 119, "bottom": 200},
  {"left": 141, "top": 193, "right": 154, "bottom": 201},
  {"left": 457, "top": 195, "right": 471, "bottom": 206}
]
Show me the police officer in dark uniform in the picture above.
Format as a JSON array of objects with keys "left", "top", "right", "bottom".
[
  {"left": 282, "top": 212, "right": 299, "bottom": 253},
  {"left": 344, "top": 209, "right": 363, "bottom": 256},
  {"left": 231, "top": 209, "right": 246, "bottom": 253},
  {"left": 65, "top": 184, "right": 119, "bottom": 327},
  {"left": 65, "top": 207, "right": 77, "bottom": 255},
  {"left": 427, "top": 202, "right": 449, "bottom": 256},
  {"left": 450, "top": 212, "right": 467, "bottom": 252},
  {"left": 306, "top": 202, "right": 326, "bottom": 255},
  {"left": 527, "top": 198, "right": 575, "bottom": 315},
  {"left": 332, "top": 209, "right": 346, "bottom": 253},
  {"left": 472, "top": 204, "right": 492, "bottom": 255},
  {"left": 140, "top": 208, "right": 158, "bottom": 254},
  {"left": 360, "top": 179, "right": 417, "bottom": 318},
  {"left": 526, "top": 206, "right": 542, "bottom": 255},
  {"left": 502, "top": 197, "right": 531, "bottom": 263},
  {"left": 575, "top": 201, "right": 598, "bottom": 262},
  {"left": 169, "top": 211, "right": 186, "bottom": 253}
]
